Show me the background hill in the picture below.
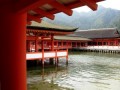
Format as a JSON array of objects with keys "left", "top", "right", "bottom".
[{"left": 43, "top": 6, "right": 120, "bottom": 30}]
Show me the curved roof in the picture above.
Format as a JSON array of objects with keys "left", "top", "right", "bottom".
[
  {"left": 27, "top": 21, "right": 77, "bottom": 32},
  {"left": 72, "top": 28, "right": 120, "bottom": 39},
  {"left": 54, "top": 36, "right": 91, "bottom": 41}
]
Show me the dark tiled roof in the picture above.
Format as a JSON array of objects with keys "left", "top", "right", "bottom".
[
  {"left": 71, "top": 28, "right": 120, "bottom": 39},
  {"left": 27, "top": 21, "right": 77, "bottom": 32},
  {"left": 27, "top": 26, "right": 77, "bottom": 32},
  {"left": 54, "top": 36, "right": 91, "bottom": 41}
]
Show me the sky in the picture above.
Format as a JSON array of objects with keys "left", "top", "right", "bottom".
[{"left": 74, "top": 0, "right": 120, "bottom": 12}]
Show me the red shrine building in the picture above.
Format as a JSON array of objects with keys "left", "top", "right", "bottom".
[
  {"left": 26, "top": 21, "right": 91, "bottom": 65},
  {"left": 70, "top": 28, "right": 120, "bottom": 52},
  {"left": 0, "top": 0, "right": 104, "bottom": 90},
  {"left": 26, "top": 21, "right": 78, "bottom": 65}
]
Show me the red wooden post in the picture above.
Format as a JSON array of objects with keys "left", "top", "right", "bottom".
[
  {"left": 41, "top": 37, "right": 44, "bottom": 67},
  {"left": 66, "top": 41, "right": 68, "bottom": 48},
  {"left": 51, "top": 34, "right": 54, "bottom": 51},
  {"left": 108, "top": 41, "right": 110, "bottom": 46},
  {"left": 76, "top": 42, "right": 77, "bottom": 47},
  {"left": 49, "top": 34, "right": 54, "bottom": 65},
  {"left": 35, "top": 39, "right": 38, "bottom": 52},
  {"left": 80, "top": 42, "right": 81, "bottom": 47},
  {"left": 0, "top": 10, "right": 27, "bottom": 90},
  {"left": 66, "top": 49, "right": 68, "bottom": 65},
  {"left": 55, "top": 50, "right": 58, "bottom": 66},
  {"left": 102, "top": 41, "right": 103, "bottom": 46},
  {"left": 70, "top": 42, "right": 72, "bottom": 48},
  {"left": 96, "top": 41, "right": 98, "bottom": 46},
  {"left": 116, "top": 39, "right": 119, "bottom": 46},
  {"left": 115, "top": 40, "right": 118, "bottom": 46},
  {"left": 26, "top": 40, "right": 31, "bottom": 52},
  {"left": 56, "top": 41, "right": 58, "bottom": 49},
  {"left": 61, "top": 40, "right": 63, "bottom": 49}
]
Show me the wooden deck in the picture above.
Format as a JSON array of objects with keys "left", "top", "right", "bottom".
[{"left": 72, "top": 46, "right": 120, "bottom": 53}]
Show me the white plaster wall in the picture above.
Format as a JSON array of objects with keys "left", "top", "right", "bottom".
[
  {"left": 44, "top": 52, "right": 55, "bottom": 58},
  {"left": 26, "top": 53, "right": 42, "bottom": 60},
  {"left": 26, "top": 51, "right": 67, "bottom": 60}
]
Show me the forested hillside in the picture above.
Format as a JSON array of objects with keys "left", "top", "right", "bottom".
[{"left": 43, "top": 6, "right": 120, "bottom": 30}]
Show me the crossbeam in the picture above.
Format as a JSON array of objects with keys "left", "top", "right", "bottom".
[
  {"left": 27, "top": 14, "right": 41, "bottom": 23},
  {"left": 80, "top": 0, "right": 98, "bottom": 10},
  {"left": 49, "top": 1, "right": 73, "bottom": 16},
  {"left": 34, "top": 8, "right": 55, "bottom": 20}
]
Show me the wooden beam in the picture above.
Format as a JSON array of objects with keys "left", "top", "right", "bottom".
[
  {"left": 15, "top": 0, "right": 53, "bottom": 14},
  {"left": 27, "top": 21, "right": 32, "bottom": 25},
  {"left": 35, "top": 39, "right": 38, "bottom": 52},
  {"left": 68, "top": 1, "right": 84, "bottom": 9},
  {"left": 27, "top": 36, "right": 37, "bottom": 40},
  {"left": 49, "top": 1, "right": 73, "bottom": 16},
  {"left": 80, "top": 0, "right": 98, "bottom": 10},
  {"left": 27, "top": 14, "right": 41, "bottom": 23},
  {"left": 51, "top": 34, "right": 54, "bottom": 51},
  {"left": 46, "top": 0, "right": 97, "bottom": 16},
  {"left": 34, "top": 8, "right": 55, "bottom": 20}
]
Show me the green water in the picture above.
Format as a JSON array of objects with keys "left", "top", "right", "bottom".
[{"left": 27, "top": 52, "right": 120, "bottom": 90}]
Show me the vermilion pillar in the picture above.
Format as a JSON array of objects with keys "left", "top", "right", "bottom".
[
  {"left": 49, "top": 34, "right": 54, "bottom": 65},
  {"left": 35, "top": 39, "right": 38, "bottom": 52},
  {"left": 51, "top": 34, "right": 54, "bottom": 51},
  {"left": 0, "top": 6, "right": 27, "bottom": 90}
]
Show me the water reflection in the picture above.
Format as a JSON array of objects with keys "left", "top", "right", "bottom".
[{"left": 28, "top": 52, "right": 120, "bottom": 90}]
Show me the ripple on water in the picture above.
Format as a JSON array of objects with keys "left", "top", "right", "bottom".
[{"left": 28, "top": 52, "right": 120, "bottom": 90}]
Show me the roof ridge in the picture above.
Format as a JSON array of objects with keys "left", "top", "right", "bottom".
[{"left": 76, "top": 28, "right": 118, "bottom": 32}]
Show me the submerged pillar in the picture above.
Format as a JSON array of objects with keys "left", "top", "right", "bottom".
[
  {"left": 66, "top": 49, "right": 68, "bottom": 65},
  {"left": 0, "top": 6, "right": 27, "bottom": 90},
  {"left": 41, "top": 37, "right": 44, "bottom": 67},
  {"left": 49, "top": 34, "right": 54, "bottom": 65}
]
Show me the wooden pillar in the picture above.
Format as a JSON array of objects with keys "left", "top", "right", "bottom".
[
  {"left": 66, "top": 49, "right": 68, "bottom": 65},
  {"left": 102, "top": 41, "right": 104, "bottom": 46},
  {"left": 35, "top": 39, "right": 38, "bottom": 52},
  {"left": 51, "top": 34, "right": 54, "bottom": 51},
  {"left": 0, "top": 8, "right": 27, "bottom": 90},
  {"left": 76, "top": 42, "right": 77, "bottom": 47},
  {"left": 41, "top": 37, "right": 44, "bottom": 67},
  {"left": 80, "top": 42, "right": 81, "bottom": 47},
  {"left": 55, "top": 50, "right": 58, "bottom": 66},
  {"left": 56, "top": 41, "right": 58, "bottom": 49},
  {"left": 96, "top": 41, "right": 98, "bottom": 46},
  {"left": 115, "top": 40, "right": 117, "bottom": 46},
  {"left": 61, "top": 41, "right": 63, "bottom": 49},
  {"left": 26, "top": 40, "right": 31, "bottom": 52},
  {"left": 66, "top": 41, "right": 68, "bottom": 48},
  {"left": 116, "top": 39, "right": 119, "bottom": 46},
  {"left": 49, "top": 34, "right": 54, "bottom": 65},
  {"left": 56, "top": 41, "right": 59, "bottom": 64},
  {"left": 35, "top": 39, "right": 40, "bottom": 65}
]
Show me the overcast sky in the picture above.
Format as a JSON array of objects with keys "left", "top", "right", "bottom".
[{"left": 74, "top": 0, "right": 120, "bottom": 12}]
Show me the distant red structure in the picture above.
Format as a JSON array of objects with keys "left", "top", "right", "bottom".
[{"left": 70, "top": 28, "right": 120, "bottom": 52}]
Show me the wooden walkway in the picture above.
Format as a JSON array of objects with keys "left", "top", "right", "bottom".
[
  {"left": 74, "top": 46, "right": 120, "bottom": 53},
  {"left": 26, "top": 50, "right": 68, "bottom": 61}
]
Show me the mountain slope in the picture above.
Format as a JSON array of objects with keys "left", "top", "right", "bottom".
[{"left": 43, "top": 6, "right": 120, "bottom": 30}]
